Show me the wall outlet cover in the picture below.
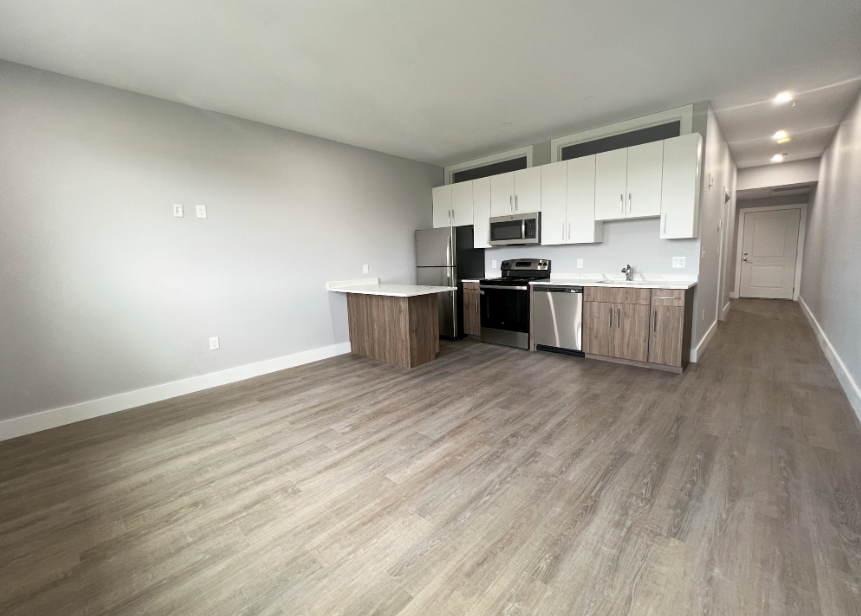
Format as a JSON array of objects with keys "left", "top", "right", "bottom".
[
  {"left": 209, "top": 336, "right": 220, "bottom": 350},
  {"left": 362, "top": 264, "right": 369, "bottom": 274},
  {"left": 491, "top": 260, "right": 497, "bottom": 269},
  {"left": 173, "top": 204, "right": 184, "bottom": 217},
  {"left": 672, "top": 257, "right": 686, "bottom": 268},
  {"left": 576, "top": 259, "right": 584, "bottom": 269},
  {"left": 196, "top": 204, "right": 207, "bottom": 218}
]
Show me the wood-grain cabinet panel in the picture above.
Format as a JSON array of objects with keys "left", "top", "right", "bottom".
[
  {"left": 584, "top": 287, "right": 651, "bottom": 305},
  {"left": 462, "top": 283, "right": 481, "bottom": 337}
]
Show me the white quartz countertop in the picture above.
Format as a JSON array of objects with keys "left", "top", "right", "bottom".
[
  {"left": 327, "top": 278, "right": 456, "bottom": 297},
  {"left": 530, "top": 277, "right": 697, "bottom": 290}
]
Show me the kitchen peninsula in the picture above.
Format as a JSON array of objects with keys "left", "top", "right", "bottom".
[{"left": 328, "top": 279, "right": 456, "bottom": 368}]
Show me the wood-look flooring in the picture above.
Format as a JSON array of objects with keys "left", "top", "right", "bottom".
[{"left": 2, "top": 299, "right": 861, "bottom": 615}]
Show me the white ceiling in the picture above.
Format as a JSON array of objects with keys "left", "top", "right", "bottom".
[{"left": 1, "top": 0, "right": 859, "bottom": 167}]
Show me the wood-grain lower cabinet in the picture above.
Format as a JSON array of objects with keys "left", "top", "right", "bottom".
[
  {"left": 462, "top": 282, "right": 481, "bottom": 336},
  {"left": 648, "top": 288, "right": 694, "bottom": 369},
  {"left": 612, "top": 303, "right": 651, "bottom": 362}
]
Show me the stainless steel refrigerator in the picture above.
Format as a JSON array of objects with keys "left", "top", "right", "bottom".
[{"left": 415, "top": 226, "right": 485, "bottom": 339}]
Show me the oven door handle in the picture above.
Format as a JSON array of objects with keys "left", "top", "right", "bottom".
[{"left": 480, "top": 285, "right": 529, "bottom": 291}]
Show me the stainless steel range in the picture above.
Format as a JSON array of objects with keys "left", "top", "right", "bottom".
[{"left": 479, "top": 258, "right": 550, "bottom": 349}]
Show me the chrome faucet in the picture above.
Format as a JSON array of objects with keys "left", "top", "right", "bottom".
[{"left": 622, "top": 264, "right": 633, "bottom": 281}]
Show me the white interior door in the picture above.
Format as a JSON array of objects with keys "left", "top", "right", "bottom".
[{"left": 740, "top": 208, "right": 801, "bottom": 299}]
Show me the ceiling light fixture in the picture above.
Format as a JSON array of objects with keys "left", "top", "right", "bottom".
[
  {"left": 771, "top": 154, "right": 784, "bottom": 163},
  {"left": 772, "top": 130, "right": 788, "bottom": 140},
  {"left": 774, "top": 91, "right": 793, "bottom": 104}
]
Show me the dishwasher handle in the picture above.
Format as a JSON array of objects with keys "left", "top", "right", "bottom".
[{"left": 533, "top": 286, "right": 583, "bottom": 293}]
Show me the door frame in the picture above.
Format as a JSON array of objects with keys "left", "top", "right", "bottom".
[{"left": 734, "top": 203, "right": 807, "bottom": 301}]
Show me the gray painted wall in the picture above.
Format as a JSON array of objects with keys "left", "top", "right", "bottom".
[
  {"left": 800, "top": 88, "right": 861, "bottom": 417},
  {"left": 690, "top": 105, "right": 736, "bottom": 349},
  {"left": 737, "top": 158, "right": 820, "bottom": 190},
  {"left": 0, "top": 60, "right": 441, "bottom": 422}
]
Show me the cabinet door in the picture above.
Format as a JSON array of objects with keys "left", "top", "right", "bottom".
[
  {"left": 540, "top": 161, "right": 567, "bottom": 245},
  {"left": 611, "top": 303, "right": 650, "bottom": 362},
  {"left": 463, "top": 288, "right": 481, "bottom": 336},
  {"left": 432, "top": 185, "right": 452, "bottom": 228},
  {"left": 626, "top": 141, "right": 663, "bottom": 218},
  {"left": 514, "top": 167, "right": 542, "bottom": 212},
  {"left": 472, "top": 177, "right": 492, "bottom": 248},
  {"left": 490, "top": 172, "right": 515, "bottom": 217},
  {"left": 660, "top": 133, "right": 702, "bottom": 239},
  {"left": 648, "top": 305, "right": 684, "bottom": 367},
  {"left": 583, "top": 301, "right": 612, "bottom": 356},
  {"left": 594, "top": 148, "right": 628, "bottom": 221},
  {"left": 451, "top": 181, "right": 474, "bottom": 227},
  {"left": 567, "top": 155, "right": 603, "bottom": 244}
]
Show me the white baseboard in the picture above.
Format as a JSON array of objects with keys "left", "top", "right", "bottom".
[
  {"left": 729, "top": 291, "right": 739, "bottom": 299},
  {"left": 799, "top": 297, "right": 861, "bottom": 423},
  {"left": 691, "top": 319, "right": 718, "bottom": 363},
  {"left": 721, "top": 301, "right": 731, "bottom": 320},
  {"left": 0, "top": 342, "right": 352, "bottom": 442}
]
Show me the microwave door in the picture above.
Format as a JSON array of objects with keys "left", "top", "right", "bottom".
[{"left": 491, "top": 220, "right": 524, "bottom": 244}]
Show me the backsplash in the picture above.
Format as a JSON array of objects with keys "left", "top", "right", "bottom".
[{"left": 483, "top": 218, "right": 699, "bottom": 278}]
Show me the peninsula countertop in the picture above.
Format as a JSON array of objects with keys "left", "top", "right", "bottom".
[{"left": 327, "top": 278, "right": 456, "bottom": 297}]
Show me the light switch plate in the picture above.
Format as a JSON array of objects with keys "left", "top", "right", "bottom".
[
  {"left": 196, "top": 204, "right": 207, "bottom": 218},
  {"left": 672, "top": 257, "right": 686, "bottom": 268},
  {"left": 173, "top": 204, "right": 184, "bottom": 217},
  {"left": 209, "top": 336, "right": 220, "bottom": 350},
  {"left": 576, "top": 259, "right": 584, "bottom": 269},
  {"left": 362, "top": 264, "right": 369, "bottom": 274}
]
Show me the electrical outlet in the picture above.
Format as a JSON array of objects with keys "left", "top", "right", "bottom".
[
  {"left": 576, "top": 259, "right": 584, "bottom": 269},
  {"left": 196, "top": 204, "right": 207, "bottom": 218},
  {"left": 362, "top": 264, "right": 369, "bottom": 274},
  {"left": 672, "top": 257, "right": 686, "bottom": 268},
  {"left": 491, "top": 259, "right": 497, "bottom": 269},
  {"left": 209, "top": 336, "right": 220, "bottom": 350},
  {"left": 173, "top": 204, "right": 184, "bottom": 218}
]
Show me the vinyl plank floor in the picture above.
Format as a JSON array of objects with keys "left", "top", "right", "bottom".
[{"left": 1, "top": 299, "right": 860, "bottom": 615}]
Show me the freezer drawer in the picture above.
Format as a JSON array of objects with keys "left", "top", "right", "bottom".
[{"left": 533, "top": 286, "right": 584, "bottom": 354}]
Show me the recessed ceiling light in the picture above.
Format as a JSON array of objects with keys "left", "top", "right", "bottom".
[
  {"left": 772, "top": 130, "right": 788, "bottom": 140},
  {"left": 771, "top": 154, "right": 784, "bottom": 163},
  {"left": 774, "top": 91, "right": 793, "bottom": 104}
]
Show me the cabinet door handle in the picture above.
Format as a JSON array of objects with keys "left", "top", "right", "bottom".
[
  {"left": 562, "top": 222, "right": 565, "bottom": 241},
  {"left": 509, "top": 195, "right": 513, "bottom": 212},
  {"left": 653, "top": 310, "right": 658, "bottom": 331},
  {"left": 628, "top": 193, "right": 632, "bottom": 213},
  {"left": 620, "top": 194, "right": 624, "bottom": 215},
  {"left": 616, "top": 308, "right": 620, "bottom": 328},
  {"left": 609, "top": 308, "right": 613, "bottom": 328},
  {"left": 568, "top": 222, "right": 571, "bottom": 240},
  {"left": 654, "top": 296, "right": 680, "bottom": 300},
  {"left": 662, "top": 213, "right": 668, "bottom": 234}
]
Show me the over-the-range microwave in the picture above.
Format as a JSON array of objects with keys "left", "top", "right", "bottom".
[{"left": 489, "top": 212, "right": 541, "bottom": 246}]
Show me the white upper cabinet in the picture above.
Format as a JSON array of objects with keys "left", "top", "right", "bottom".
[
  {"left": 514, "top": 167, "right": 542, "bottom": 213},
  {"left": 540, "top": 161, "right": 568, "bottom": 245},
  {"left": 472, "top": 177, "right": 492, "bottom": 248},
  {"left": 660, "top": 133, "right": 703, "bottom": 239},
  {"left": 595, "top": 148, "right": 628, "bottom": 220},
  {"left": 432, "top": 185, "right": 452, "bottom": 228},
  {"left": 450, "top": 181, "right": 474, "bottom": 227},
  {"left": 625, "top": 141, "right": 663, "bottom": 218},
  {"left": 490, "top": 172, "right": 515, "bottom": 217},
  {"left": 540, "top": 157, "right": 602, "bottom": 246},
  {"left": 567, "top": 155, "right": 603, "bottom": 244}
]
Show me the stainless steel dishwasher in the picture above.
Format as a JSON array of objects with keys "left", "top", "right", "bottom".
[{"left": 532, "top": 285, "right": 584, "bottom": 356}]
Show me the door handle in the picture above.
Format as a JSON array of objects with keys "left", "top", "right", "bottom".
[
  {"left": 653, "top": 310, "right": 657, "bottom": 331},
  {"left": 628, "top": 193, "right": 632, "bottom": 213},
  {"left": 620, "top": 194, "right": 624, "bottom": 215}
]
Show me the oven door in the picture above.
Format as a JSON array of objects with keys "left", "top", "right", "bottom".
[{"left": 479, "top": 285, "right": 531, "bottom": 349}]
